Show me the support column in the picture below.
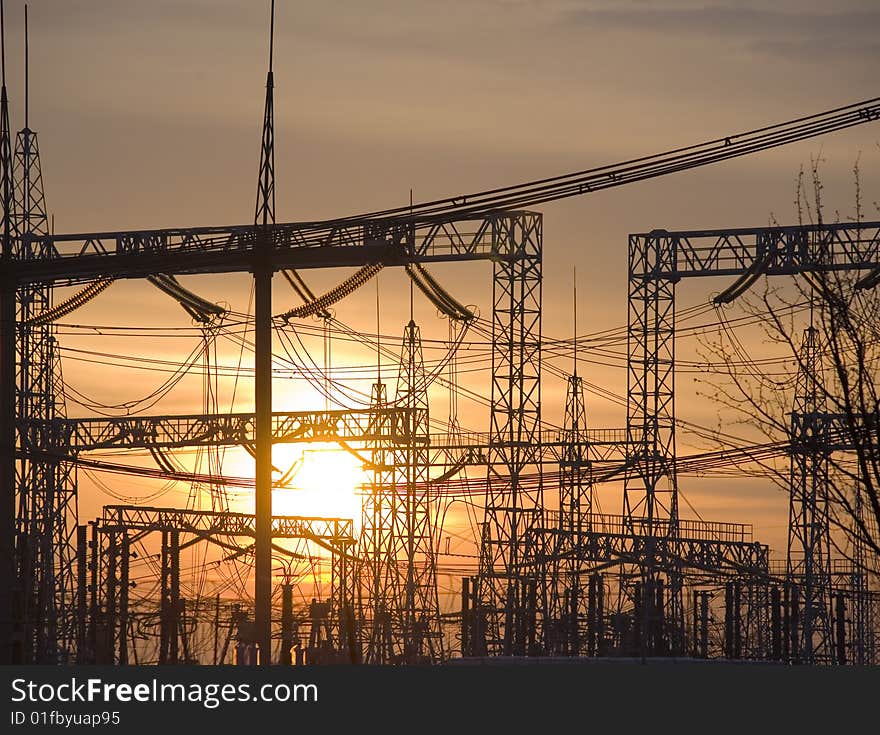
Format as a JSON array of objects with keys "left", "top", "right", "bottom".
[
  {"left": 699, "top": 592, "right": 709, "bottom": 659},
  {"left": 104, "top": 531, "right": 117, "bottom": 665},
  {"left": 476, "top": 212, "right": 543, "bottom": 657},
  {"left": 625, "top": 231, "right": 682, "bottom": 651},
  {"left": 160, "top": 529, "right": 180, "bottom": 665},
  {"left": 254, "top": 261, "right": 273, "bottom": 665},
  {"left": 118, "top": 536, "right": 129, "bottom": 665},
  {"left": 771, "top": 586, "right": 782, "bottom": 661},
  {"left": 88, "top": 521, "right": 97, "bottom": 663},
  {"left": 460, "top": 577, "right": 470, "bottom": 657},
  {"left": 786, "top": 327, "right": 833, "bottom": 664},
  {"left": 253, "top": 0, "right": 276, "bottom": 666},
  {"left": 76, "top": 524, "right": 87, "bottom": 663},
  {"left": 835, "top": 593, "right": 846, "bottom": 665},
  {"left": 0, "top": 277, "right": 14, "bottom": 664},
  {"left": 280, "top": 584, "right": 293, "bottom": 665}
]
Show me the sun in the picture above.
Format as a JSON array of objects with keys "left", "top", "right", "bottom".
[{"left": 270, "top": 443, "right": 366, "bottom": 528}]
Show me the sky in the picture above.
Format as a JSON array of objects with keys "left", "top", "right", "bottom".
[{"left": 8, "top": 0, "right": 880, "bottom": 603}]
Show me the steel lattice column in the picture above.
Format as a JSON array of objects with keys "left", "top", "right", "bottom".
[
  {"left": 13, "top": 123, "right": 77, "bottom": 663},
  {"left": 361, "top": 322, "right": 443, "bottom": 663},
  {"left": 849, "top": 484, "right": 874, "bottom": 664},
  {"left": 47, "top": 337, "right": 78, "bottom": 661},
  {"left": 476, "top": 212, "right": 543, "bottom": 656},
  {"left": 331, "top": 533, "right": 357, "bottom": 663},
  {"left": 549, "top": 374, "right": 591, "bottom": 654},
  {"left": 159, "top": 529, "right": 180, "bottom": 665},
  {"left": 625, "top": 231, "right": 683, "bottom": 654},
  {"left": 394, "top": 320, "right": 442, "bottom": 663},
  {"left": 361, "top": 381, "right": 395, "bottom": 663},
  {"left": 786, "top": 326, "right": 834, "bottom": 664}
]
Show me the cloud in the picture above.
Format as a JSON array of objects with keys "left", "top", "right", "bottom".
[{"left": 563, "top": 3, "right": 880, "bottom": 61}]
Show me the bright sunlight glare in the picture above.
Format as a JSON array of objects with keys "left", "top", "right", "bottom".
[{"left": 270, "top": 444, "right": 366, "bottom": 529}]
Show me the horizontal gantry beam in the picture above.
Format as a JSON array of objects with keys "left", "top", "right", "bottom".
[
  {"left": 535, "top": 513, "right": 768, "bottom": 576},
  {"left": 99, "top": 504, "right": 355, "bottom": 546},
  {"left": 790, "top": 410, "right": 878, "bottom": 452},
  {"left": 19, "top": 411, "right": 632, "bottom": 463},
  {"left": 630, "top": 220, "right": 880, "bottom": 279},
  {"left": 19, "top": 408, "right": 425, "bottom": 452},
  {"left": 430, "top": 427, "right": 630, "bottom": 465},
  {"left": 8, "top": 211, "right": 541, "bottom": 287}
]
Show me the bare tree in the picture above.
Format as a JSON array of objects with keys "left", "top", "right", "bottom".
[{"left": 696, "top": 153, "right": 880, "bottom": 572}]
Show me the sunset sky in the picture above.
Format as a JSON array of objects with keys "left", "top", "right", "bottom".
[{"left": 8, "top": 1, "right": 880, "bottom": 605}]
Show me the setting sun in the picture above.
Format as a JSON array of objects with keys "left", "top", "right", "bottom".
[
  {"left": 8, "top": 0, "right": 880, "bottom": 685},
  {"left": 270, "top": 443, "right": 366, "bottom": 527}
]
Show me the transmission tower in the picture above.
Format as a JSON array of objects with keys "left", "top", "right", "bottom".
[
  {"left": 475, "top": 215, "right": 544, "bottom": 656},
  {"left": 395, "top": 319, "right": 442, "bottom": 661},
  {"left": 848, "top": 478, "right": 876, "bottom": 664},
  {"left": 361, "top": 320, "right": 442, "bottom": 663},
  {"left": 13, "top": 6, "right": 77, "bottom": 663},
  {"left": 622, "top": 232, "right": 683, "bottom": 655},
  {"left": 549, "top": 366, "right": 593, "bottom": 654},
  {"left": 362, "top": 380, "right": 394, "bottom": 662},
  {"left": 786, "top": 325, "right": 834, "bottom": 664}
]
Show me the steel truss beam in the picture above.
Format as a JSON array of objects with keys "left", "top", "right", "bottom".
[
  {"left": 99, "top": 505, "right": 355, "bottom": 546},
  {"left": 20, "top": 408, "right": 424, "bottom": 453},
  {"left": 22, "top": 413, "right": 628, "bottom": 461},
  {"left": 430, "top": 426, "right": 629, "bottom": 464},
  {"left": 634, "top": 221, "right": 880, "bottom": 280},
  {"left": 6, "top": 211, "right": 524, "bottom": 287},
  {"left": 534, "top": 512, "right": 768, "bottom": 575},
  {"left": 790, "top": 410, "right": 877, "bottom": 452}
]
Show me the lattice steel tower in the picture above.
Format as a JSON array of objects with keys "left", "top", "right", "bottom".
[
  {"left": 361, "top": 320, "right": 442, "bottom": 663},
  {"left": 623, "top": 231, "right": 683, "bottom": 655},
  {"left": 13, "top": 6, "right": 78, "bottom": 662},
  {"left": 550, "top": 370, "right": 591, "bottom": 654},
  {"left": 475, "top": 214, "right": 544, "bottom": 656},
  {"left": 786, "top": 325, "right": 834, "bottom": 664}
]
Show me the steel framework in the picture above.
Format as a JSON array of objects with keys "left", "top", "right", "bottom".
[
  {"left": 87, "top": 505, "right": 354, "bottom": 665},
  {"left": 787, "top": 327, "right": 833, "bottom": 664},
  {"left": 475, "top": 213, "right": 543, "bottom": 656},
  {"left": 361, "top": 321, "right": 442, "bottom": 663},
  {"left": 12, "top": 74, "right": 78, "bottom": 663},
  {"left": 626, "top": 221, "right": 880, "bottom": 662},
  {"left": 1, "top": 8, "right": 878, "bottom": 663}
]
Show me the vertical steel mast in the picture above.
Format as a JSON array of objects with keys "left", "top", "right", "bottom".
[
  {"left": 786, "top": 326, "right": 833, "bottom": 663},
  {"left": 0, "top": 0, "right": 16, "bottom": 665},
  {"left": 253, "top": 0, "right": 276, "bottom": 664},
  {"left": 13, "top": 4, "right": 77, "bottom": 663}
]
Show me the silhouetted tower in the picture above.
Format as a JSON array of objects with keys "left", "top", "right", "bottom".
[
  {"left": 13, "top": 5, "right": 77, "bottom": 663},
  {"left": 786, "top": 325, "right": 834, "bottom": 664},
  {"left": 253, "top": 0, "right": 276, "bottom": 226},
  {"left": 251, "top": 0, "right": 276, "bottom": 664},
  {"left": 474, "top": 213, "right": 544, "bottom": 657},
  {"left": 395, "top": 320, "right": 443, "bottom": 662},
  {"left": 623, "top": 231, "right": 683, "bottom": 655},
  {"left": 550, "top": 274, "right": 593, "bottom": 654},
  {"left": 549, "top": 372, "right": 591, "bottom": 654},
  {"left": 361, "top": 320, "right": 442, "bottom": 663},
  {"left": 847, "top": 475, "right": 874, "bottom": 664},
  {"left": 362, "top": 379, "right": 394, "bottom": 662},
  {"left": 0, "top": 0, "right": 18, "bottom": 667}
]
